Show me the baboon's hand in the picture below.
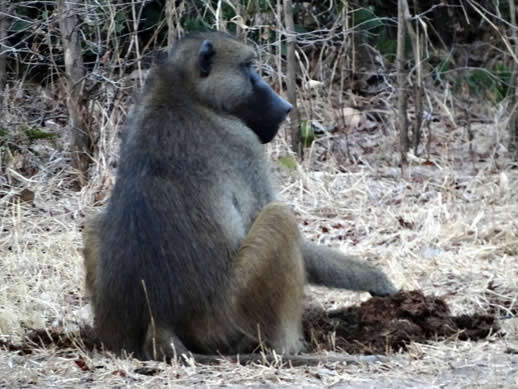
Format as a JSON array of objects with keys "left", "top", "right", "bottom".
[{"left": 368, "top": 271, "right": 399, "bottom": 297}]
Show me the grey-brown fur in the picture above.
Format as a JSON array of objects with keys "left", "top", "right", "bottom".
[{"left": 83, "top": 32, "right": 397, "bottom": 361}]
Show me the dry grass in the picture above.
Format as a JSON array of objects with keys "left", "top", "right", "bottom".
[{"left": 1, "top": 93, "right": 518, "bottom": 387}]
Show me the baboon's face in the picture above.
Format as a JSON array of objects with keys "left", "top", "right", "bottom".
[
  {"left": 172, "top": 33, "right": 292, "bottom": 144},
  {"left": 227, "top": 57, "right": 292, "bottom": 144}
]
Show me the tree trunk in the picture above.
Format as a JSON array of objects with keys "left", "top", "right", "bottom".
[
  {"left": 57, "top": 0, "right": 90, "bottom": 187},
  {"left": 408, "top": 0, "right": 423, "bottom": 155},
  {"left": 508, "top": 0, "right": 518, "bottom": 160},
  {"left": 397, "top": 0, "right": 409, "bottom": 177},
  {"left": 284, "top": 0, "right": 302, "bottom": 157},
  {"left": 276, "top": 0, "right": 283, "bottom": 94},
  {"left": 0, "top": 2, "right": 9, "bottom": 113}
]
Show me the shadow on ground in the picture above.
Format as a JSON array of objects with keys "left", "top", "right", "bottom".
[{"left": 1, "top": 291, "right": 499, "bottom": 360}]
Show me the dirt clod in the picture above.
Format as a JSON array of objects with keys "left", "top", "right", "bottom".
[{"left": 0, "top": 326, "right": 100, "bottom": 356}]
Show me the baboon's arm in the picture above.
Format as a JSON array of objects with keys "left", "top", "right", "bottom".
[{"left": 301, "top": 240, "right": 398, "bottom": 296}]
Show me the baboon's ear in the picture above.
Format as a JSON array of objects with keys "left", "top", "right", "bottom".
[{"left": 198, "top": 40, "right": 214, "bottom": 77}]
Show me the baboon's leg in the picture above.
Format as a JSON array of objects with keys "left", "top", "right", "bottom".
[
  {"left": 232, "top": 203, "right": 305, "bottom": 354},
  {"left": 82, "top": 214, "right": 102, "bottom": 299},
  {"left": 302, "top": 241, "right": 397, "bottom": 297},
  {"left": 143, "top": 325, "right": 189, "bottom": 361}
]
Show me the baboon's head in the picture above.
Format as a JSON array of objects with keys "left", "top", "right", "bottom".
[{"left": 169, "top": 32, "right": 292, "bottom": 144}]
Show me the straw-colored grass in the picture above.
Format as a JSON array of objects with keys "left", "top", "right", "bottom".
[{"left": 1, "top": 98, "right": 517, "bottom": 387}]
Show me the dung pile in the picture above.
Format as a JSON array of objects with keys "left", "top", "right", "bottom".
[{"left": 304, "top": 290, "right": 500, "bottom": 354}]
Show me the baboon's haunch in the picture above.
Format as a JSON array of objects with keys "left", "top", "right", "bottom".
[{"left": 83, "top": 32, "right": 397, "bottom": 362}]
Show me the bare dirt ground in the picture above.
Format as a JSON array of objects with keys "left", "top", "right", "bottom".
[{"left": 1, "top": 114, "right": 518, "bottom": 387}]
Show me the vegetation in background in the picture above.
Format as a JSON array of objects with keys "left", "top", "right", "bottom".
[{"left": 0, "top": 0, "right": 517, "bottom": 188}]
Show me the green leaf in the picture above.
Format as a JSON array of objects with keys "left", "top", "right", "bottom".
[
  {"left": 12, "top": 20, "right": 31, "bottom": 32},
  {"left": 279, "top": 156, "right": 297, "bottom": 171},
  {"left": 300, "top": 120, "right": 315, "bottom": 147},
  {"left": 24, "top": 127, "right": 55, "bottom": 141}
]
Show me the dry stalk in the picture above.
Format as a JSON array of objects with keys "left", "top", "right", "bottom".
[
  {"left": 466, "top": 0, "right": 518, "bottom": 63},
  {"left": 130, "top": 0, "right": 146, "bottom": 88},
  {"left": 463, "top": 106, "right": 475, "bottom": 171},
  {"left": 337, "top": 1, "right": 352, "bottom": 164},
  {"left": 507, "top": 0, "right": 518, "bottom": 159},
  {"left": 397, "top": 0, "right": 409, "bottom": 178},
  {"left": 295, "top": 49, "right": 313, "bottom": 123},
  {"left": 166, "top": 0, "right": 185, "bottom": 46},
  {"left": 141, "top": 279, "right": 157, "bottom": 361},
  {"left": 405, "top": 0, "right": 425, "bottom": 155},
  {"left": 283, "top": 0, "right": 301, "bottom": 157},
  {"left": 275, "top": 0, "right": 284, "bottom": 94}
]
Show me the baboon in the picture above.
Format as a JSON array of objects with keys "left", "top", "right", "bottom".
[{"left": 83, "top": 32, "right": 397, "bottom": 362}]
